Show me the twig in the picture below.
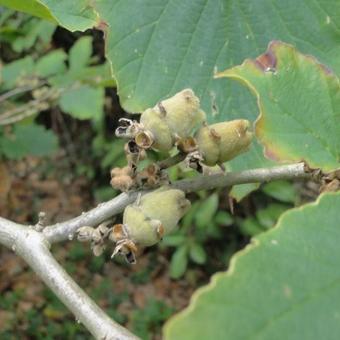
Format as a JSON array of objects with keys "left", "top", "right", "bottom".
[
  {"left": 172, "top": 162, "right": 310, "bottom": 192},
  {"left": 0, "top": 88, "right": 59, "bottom": 126},
  {"left": 0, "top": 82, "right": 45, "bottom": 102},
  {"left": 0, "top": 217, "right": 138, "bottom": 340},
  {"left": 157, "top": 152, "right": 186, "bottom": 169},
  {"left": 44, "top": 163, "right": 310, "bottom": 243},
  {"left": 0, "top": 108, "right": 40, "bottom": 125}
]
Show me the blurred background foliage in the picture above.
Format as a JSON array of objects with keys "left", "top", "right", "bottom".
[{"left": 0, "top": 7, "right": 318, "bottom": 340}]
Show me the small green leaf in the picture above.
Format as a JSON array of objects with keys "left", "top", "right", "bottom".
[
  {"left": 181, "top": 202, "right": 200, "bottom": 230},
  {"left": 162, "top": 234, "right": 186, "bottom": 247},
  {"left": 59, "top": 85, "right": 104, "bottom": 120},
  {"left": 230, "top": 183, "right": 261, "bottom": 202},
  {"left": 69, "top": 36, "right": 93, "bottom": 72},
  {"left": 189, "top": 243, "right": 207, "bottom": 265},
  {"left": 0, "top": 124, "right": 58, "bottom": 159},
  {"left": 170, "top": 245, "right": 188, "bottom": 279},
  {"left": 35, "top": 50, "right": 67, "bottom": 77},
  {"left": 1, "top": 56, "right": 34, "bottom": 89},
  {"left": 214, "top": 211, "right": 233, "bottom": 226},
  {"left": 12, "top": 19, "right": 56, "bottom": 53},
  {"left": 256, "top": 203, "right": 289, "bottom": 230},
  {"left": 164, "top": 192, "right": 340, "bottom": 340},
  {"left": 262, "top": 180, "right": 297, "bottom": 203},
  {"left": 194, "top": 194, "right": 219, "bottom": 229},
  {"left": 238, "top": 217, "right": 264, "bottom": 237}
]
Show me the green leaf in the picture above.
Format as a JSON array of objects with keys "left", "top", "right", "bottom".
[
  {"left": 162, "top": 234, "right": 186, "bottom": 247},
  {"left": 256, "top": 203, "right": 289, "bottom": 230},
  {"left": 35, "top": 50, "right": 67, "bottom": 77},
  {"left": 262, "top": 180, "right": 297, "bottom": 203},
  {"left": 1, "top": 56, "right": 34, "bottom": 89},
  {"left": 96, "top": 0, "right": 340, "bottom": 200},
  {"left": 194, "top": 194, "right": 219, "bottom": 229},
  {"left": 59, "top": 85, "right": 104, "bottom": 120},
  {"left": 0, "top": 0, "right": 98, "bottom": 31},
  {"left": 12, "top": 18, "right": 56, "bottom": 53},
  {"left": 214, "top": 211, "right": 233, "bottom": 226},
  {"left": 218, "top": 41, "right": 340, "bottom": 172},
  {"left": 189, "top": 243, "right": 207, "bottom": 265},
  {"left": 0, "top": 124, "right": 58, "bottom": 159},
  {"left": 69, "top": 36, "right": 93, "bottom": 72},
  {"left": 164, "top": 192, "right": 340, "bottom": 340},
  {"left": 0, "top": 0, "right": 57, "bottom": 23},
  {"left": 7, "top": 0, "right": 340, "bottom": 199},
  {"left": 170, "top": 245, "right": 188, "bottom": 279},
  {"left": 238, "top": 216, "right": 264, "bottom": 237}
]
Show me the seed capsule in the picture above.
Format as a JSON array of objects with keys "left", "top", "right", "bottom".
[
  {"left": 111, "top": 188, "right": 190, "bottom": 263},
  {"left": 136, "top": 89, "right": 206, "bottom": 152},
  {"left": 138, "top": 108, "right": 173, "bottom": 151},
  {"left": 195, "top": 119, "right": 253, "bottom": 166},
  {"left": 154, "top": 89, "right": 206, "bottom": 138}
]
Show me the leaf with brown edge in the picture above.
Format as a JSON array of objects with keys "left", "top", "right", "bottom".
[{"left": 217, "top": 41, "right": 340, "bottom": 172}]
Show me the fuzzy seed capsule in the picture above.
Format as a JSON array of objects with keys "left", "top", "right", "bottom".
[
  {"left": 139, "top": 108, "right": 173, "bottom": 151},
  {"left": 154, "top": 89, "right": 206, "bottom": 138},
  {"left": 125, "top": 188, "right": 190, "bottom": 246},
  {"left": 111, "top": 188, "right": 190, "bottom": 263},
  {"left": 195, "top": 119, "right": 253, "bottom": 166},
  {"left": 137, "top": 89, "right": 206, "bottom": 152}
]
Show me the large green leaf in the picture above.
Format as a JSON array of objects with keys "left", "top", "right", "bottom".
[
  {"left": 93, "top": 0, "right": 339, "bottom": 198},
  {"left": 0, "top": 0, "right": 98, "bottom": 31},
  {"left": 164, "top": 192, "right": 340, "bottom": 340},
  {"left": 218, "top": 42, "right": 340, "bottom": 172},
  {"left": 4, "top": 0, "right": 339, "bottom": 196}
]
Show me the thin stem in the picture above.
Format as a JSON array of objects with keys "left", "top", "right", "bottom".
[
  {"left": 157, "top": 152, "right": 186, "bottom": 169},
  {"left": 0, "top": 218, "right": 138, "bottom": 340},
  {"left": 0, "top": 108, "right": 40, "bottom": 125},
  {"left": 172, "top": 162, "right": 309, "bottom": 192},
  {"left": 0, "top": 82, "right": 44, "bottom": 102}
]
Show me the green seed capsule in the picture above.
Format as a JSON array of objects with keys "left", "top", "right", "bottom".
[
  {"left": 136, "top": 89, "right": 206, "bottom": 152},
  {"left": 195, "top": 119, "right": 253, "bottom": 166},
  {"left": 138, "top": 108, "right": 173, "bottom": 151},
  {"left": 123, "top": 188, "right": 191, "bottom": 247},
  {"left": 155, "top": 89, "right": 206, "bottom": 138}
]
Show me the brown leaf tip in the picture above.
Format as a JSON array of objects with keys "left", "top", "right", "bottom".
[{"left": 254, "top": 48, "right": 277, "bottom": 72}]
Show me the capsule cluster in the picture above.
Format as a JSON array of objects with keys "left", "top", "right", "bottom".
[
  {"left": 77, "top": 89, "right": 254, "bottom": 264},
  {"left": 111, "top": 89, "right": 253, "bottom": 192}
]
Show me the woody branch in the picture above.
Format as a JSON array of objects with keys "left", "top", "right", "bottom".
[{"left": 0, "top": 162, "right": 311, "bottom": 339}]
